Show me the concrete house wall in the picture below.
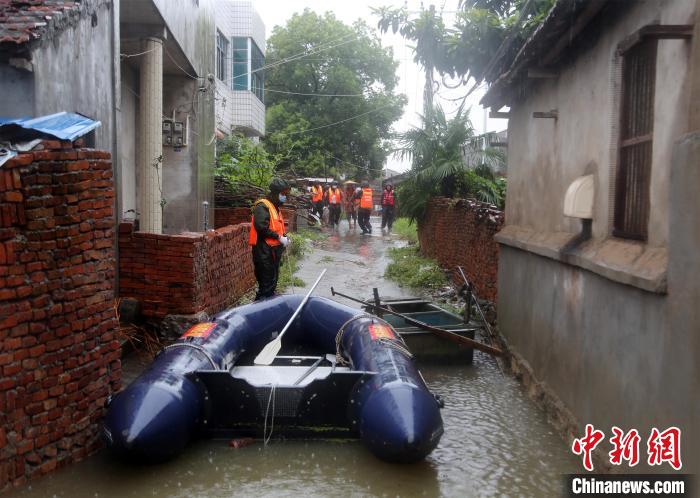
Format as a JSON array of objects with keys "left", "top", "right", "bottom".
[
  {"left": 0, "top": 0, "right": 119, "bottom": 157},
  {"left": 495, "top": 0, "right": 700, "bottom": 473},
  {"left": 118, "top": 0, "right": 216, "bottom": 233}
]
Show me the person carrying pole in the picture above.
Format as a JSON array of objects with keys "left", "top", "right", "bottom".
[
  {"left": 327, "top": 181, "right": 343, "bottom": 228},
  {"left": 310, "top": 181, "right": 324, "bottom": 221},
  {"left": 249, "top": 178, "right": 291, "bottom": 300},
  {"left": 356, "top": 180, "right": 373, "bottom": 234},
  {"left": 381, "top": 183, "right": 396, "bottom": 232}
]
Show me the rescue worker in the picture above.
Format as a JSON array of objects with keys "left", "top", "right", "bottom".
[
  {"left": 327, "top": 181, "right": 343, "bottom": 228},
  {"left": 381, "top": 183, "right": 396, "bottom": 232},
  {"left": 310, "top": 181, "right": 324, "bottom": 221},
  {"left": 249, "top": 178, "right": 290, "bottom": 300},
  {"left": 356, "top": 181, "right": 373, "bottom": 234},
  {"left": 344, "top": 183, "right": 357, "bottom": 229}
]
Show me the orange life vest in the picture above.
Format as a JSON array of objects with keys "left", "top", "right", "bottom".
[
  {"left": 311, "top": 186, "right": 323, "bottom": 202},
  {"left": 248, "top": 199, "right": 285, "bottom": 247},
  {"left": 360, "top": 187, "right": 373, "bottom": 210},
  {"left": 328, "top": 187, "right": 341, "bottom": 204}
]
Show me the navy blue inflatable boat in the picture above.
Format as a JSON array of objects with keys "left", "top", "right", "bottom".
[{"left": 103, "top": 295, "right": 444, "bottom": 463}]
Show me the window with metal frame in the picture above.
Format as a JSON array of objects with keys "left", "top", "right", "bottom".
[
  {"left": 232, "top": 37, "right": 248, "bottom": 91},
  {"left": 614, "top": 39, "right": 657, "bottom": 240},
  {"left": 216, "top": 31, "right": 228, "bottom": 82}
]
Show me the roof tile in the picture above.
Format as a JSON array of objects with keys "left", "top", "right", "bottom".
[{"left": 0, "top": 0, "right": 80, "bottom": 46}]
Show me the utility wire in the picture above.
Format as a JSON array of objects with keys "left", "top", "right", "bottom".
[
  {"left": 264, "top": 88, "right": 365, "bottom": 97},
  {"left": 274, "top": 103, "right": 395, "bottom": 137}
]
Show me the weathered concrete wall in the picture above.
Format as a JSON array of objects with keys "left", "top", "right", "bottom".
[
  {"left": 498, "top": 0, "right": 699, "bottom": 474},
  {"left": 0, "top": 141, "right": 120, "bottom": 490},
  {"left": 118, "top": 62, "right": 138, "bottom": 221},
  {"left": 29, "top": 0, "right": 117, "bottom": 155},
  {"left": 505, "top": 0, "right": 693, "bottom": 246},
  {"left": 0, "top": 65, "right": 34, "bottom": 118}
]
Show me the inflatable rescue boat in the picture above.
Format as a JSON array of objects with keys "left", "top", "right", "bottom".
[{"left": 103, "top": 295, "right": 444, "bottom": 463}]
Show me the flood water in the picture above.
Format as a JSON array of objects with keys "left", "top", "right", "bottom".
[{"left": 9, "top": 218, "right": 579, "bottom": 498}]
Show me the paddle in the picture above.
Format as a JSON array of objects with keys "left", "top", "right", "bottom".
[{"left": 254, "top": 269, "right": 327, "bottom": 365}]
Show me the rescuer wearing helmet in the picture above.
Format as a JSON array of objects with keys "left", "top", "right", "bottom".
[
  {"left": 355, "top": 180, "right": 374, "bottom": 234},
  {"left": 249, "top": 178, "right": 291, "bottom": 300}
]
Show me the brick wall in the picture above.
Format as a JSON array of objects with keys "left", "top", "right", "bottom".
[
  {"left": 215, "top": 206, "right": 297, "bottom": 231},
  {"left": 418, "top": 197, "right": 504, "bottom": 302},
  {"left": 0, "top": 141, "right": 120, "bottom": 490},
  {"left": 119, "top": 222, "right": 256, "bottom": 319}
]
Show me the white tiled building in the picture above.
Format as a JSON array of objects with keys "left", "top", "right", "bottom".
[{"left": 215, "top": 0, "right": 266, "bottom": 138}]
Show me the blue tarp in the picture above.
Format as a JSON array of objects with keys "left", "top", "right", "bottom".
[{"left": 0, "top": 112, "right": 101, "bottom": 141}]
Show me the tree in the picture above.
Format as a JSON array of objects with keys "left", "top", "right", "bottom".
[
  {"left": 374, "top": 0, "right": 555, "bottom": 93},
  {"left": 264, "top": 10, "right": 407, "bottom": 180},
  {"left": 395, "top": 105, "right": 506, "bottom": 222},
  {"left": 216, "top": 134, "right": 277, "bottom": 189}
]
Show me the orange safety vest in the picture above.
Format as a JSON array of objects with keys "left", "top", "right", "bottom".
[
  {"left": 360, "top": 188, "right": 373, "bottom": 210},
  {"left": 248, "top": 199, "right": 285, "bottom": 247},
  {"left": 311, "top": 186, "right": 323, "bottom": 202},
  {"left": 328, "top": 187, "right": 342, "bottom": 204}
]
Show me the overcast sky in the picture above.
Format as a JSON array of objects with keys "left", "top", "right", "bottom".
[{"left": 254, "top": 0, "right": 508, "bottom": 173}]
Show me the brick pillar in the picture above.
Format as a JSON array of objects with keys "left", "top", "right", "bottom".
[{"left": 138, "top": 37, "right": 164, "bottom": 233}]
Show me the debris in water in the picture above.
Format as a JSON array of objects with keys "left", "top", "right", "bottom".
[{"left": 229, "top": 437, "right": 255, "bottom": 449}]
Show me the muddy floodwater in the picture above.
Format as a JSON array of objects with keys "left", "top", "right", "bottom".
[{"left": 10, "top": 218, "right": 579, "bottom": 498}]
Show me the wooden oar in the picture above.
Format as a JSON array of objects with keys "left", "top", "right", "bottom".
[
  {"left": 254, "top": 269, "right": 327, "bottom": 365},
  {"left": 330, "top": 287, "right": 504, "bottom": 357}
]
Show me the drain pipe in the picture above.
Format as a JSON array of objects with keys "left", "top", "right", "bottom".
[{"left": 203, "top": 201, "right": 209, "bottom": 231}]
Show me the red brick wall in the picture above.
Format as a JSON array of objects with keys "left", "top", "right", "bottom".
[
  {"left": 418, "top": 197, "right": 504, "bottom": 302},
  {"left": 215, "top": 206, "right": 297, "bottom": 232},
  {"left": 0, "top": 142, "right": 120, "bottom": 490},
  {"left": 119, "top": 222, "right": 256, "bottom": 318}
]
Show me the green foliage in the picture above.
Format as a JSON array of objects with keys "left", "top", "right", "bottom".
[
  {"left": 394, "top": 105, "right": 506, "bottom": 222},
  {"left": 278, "top": 254, "right": 306, "bottom": 291},
  {"left": 263, "top": 10, "right": 407, "bottom": 179},
  {"left": 385, "top": 246, "right": 447, "bottom": 290},
  {"left": 391, "top": 218, "right": 418, "bottom": 244},
  {"left": 374, "top": 0, "right": 556, "bottom": 86},
  {"left": 215, "top": 134, "right": 277, "bottom": 188}
]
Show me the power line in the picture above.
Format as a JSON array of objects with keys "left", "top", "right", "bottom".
[
  {"left": 273, "top": 103, "right": 396, "bottom": 137},
  {"left": 264, "top": 88, "right": 365, "bottom": 97},
  {"left": 218, "top": 33, "right": 358, "bottom": 86}
]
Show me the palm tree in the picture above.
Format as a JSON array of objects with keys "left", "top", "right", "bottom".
[{"left": 393, "top": 105, "right": 506, "bottom": 222}]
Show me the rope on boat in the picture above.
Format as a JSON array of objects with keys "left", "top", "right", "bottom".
[
  {"left": 334, "top": 314, "right": 371, "bottom": 366},
  {"left": 263, "top": 384, "right": 277, "bottom": 446},
  {"left": 159, "top": 343, "right": 219, "bottom": 370}
]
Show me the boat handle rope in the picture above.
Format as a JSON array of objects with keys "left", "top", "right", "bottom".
[
  {"left": 159, "top": 343, "right": 219, "bottom": 370},
  {"left": 334, "top": 313, "right": 372, "bottom": 366}
]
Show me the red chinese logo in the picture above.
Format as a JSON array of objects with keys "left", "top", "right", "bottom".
[
  {"left": 572, "top": 424, "right": 605, "bottom": 471},
  {"left": 572, "top": 425, "right": 683, "bottom": 471},
  {"left": 647, "top": 427, "right": 682, "bottom": 470},
  {"left": 609, "top": 427, "right": 641, "bottom": 467}
]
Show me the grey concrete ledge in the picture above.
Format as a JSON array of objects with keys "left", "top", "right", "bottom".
[{"left": 496, "top": 225, "right": 668, "bottom": 294}]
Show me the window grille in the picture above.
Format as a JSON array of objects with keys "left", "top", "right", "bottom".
[{"left": 614, "top": 39, "right": 657, "bottom": 240}]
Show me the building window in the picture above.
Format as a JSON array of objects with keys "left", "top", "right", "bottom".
[
  {"left": 216, "top": 31, "right": 228, "bottom": 82},
  {"left": 232, "top": 37, "right": 248, "bottom": 91},
  {"left": 613, "top": 39, "right": 657, "bottom": 241},
  {"left": 251, "top": 40, "right": 265, "bottom": 102},
  {"left": 231, "top": 37, "right": 264, "bottom": 102}
]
